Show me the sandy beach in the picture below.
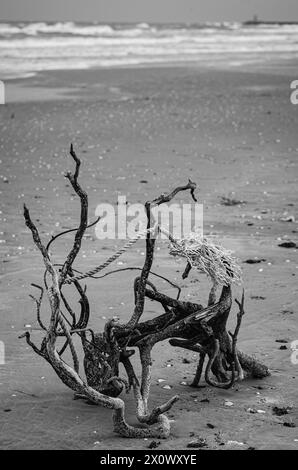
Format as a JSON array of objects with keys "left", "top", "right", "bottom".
[{"left": 0, "top": 61, "right": 298, "bottom": 449}]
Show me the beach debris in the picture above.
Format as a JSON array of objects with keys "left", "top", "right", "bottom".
[
  {"left": 244, "top": 258, "right": 266, "bottom": 264},
  {"left": 256, "top": 409, "right": 266, "bottom": 414},
  {"left": 250, "top": 295, "right": 266, "bottom": 300},
  {"left": 247, "top": 408, "right": 257, "bottom": 414},
  {"left": 272, "top": 405, "right": 292, "bottom": 416},
  {"left": 224, "top": 401, "right": 234, "bottom": 407},
  {"left": 280, "top": 215, "right": 295, "bottom": 222},
  {"left": 182, "top": 358, "right": 191, "bottom": 363},
  {"left": 281, "top": 308, "right": 294, "bottom": 315},
  {"left": 214, "top": 431, "right": 225, "bottom": 446},
  {"left": 168, "top": 233, "right": 242, "bottom": 286},
  {"left": 283, "top": 422, "right": 296, "bottom": 428},
  {"left": 278, "top": 241, "right": 297, "bottom": 248},
  {"left": 148, "top": 440, "right": 161, "bottom": 449},
  {"left": 206, "top": 423, "right": 215, "bottom": 429},
  {"left": 20, "top": 146, "right": 270, "bottom": 439},
  {"left": 200, "top": 398, "right": 210, "bottom": 403},
  {"left": 220, "top": 196, "right": 246, "bottom": 206},
  {"left": 227, "top": 440, "right": 245, "bottom": 446},
  {"left": 12, "top": 389, "right": 38, "bottom": 398},
  {"left": 279, "top": 345, "right": 288, "bottom": 350},
  {"left": 157, "top": 379, "right": 166, "bottom": 383},
  {"left": 187, "top": 438, "right": 208, "bottom": 448},
  {"left": 275, "top": 339, "right": 288, "bottom": 343}
]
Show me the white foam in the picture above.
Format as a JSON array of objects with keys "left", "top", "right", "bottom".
[{"left": 1, "top": 21, "right": 298, "bottom": 78}]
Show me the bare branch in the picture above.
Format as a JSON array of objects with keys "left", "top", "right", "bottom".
[{"left": 59, "top": 145, "right": 88, "bottom": 286}]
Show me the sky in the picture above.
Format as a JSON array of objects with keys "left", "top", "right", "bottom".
[{"left": 1, "top": 0, "right": 298, "bottom": 23}]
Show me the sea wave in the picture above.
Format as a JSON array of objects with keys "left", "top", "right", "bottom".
[
  {"left": 0, "top": 21, "right": 248, "bottom": 38},
  {"left": 1, "top": 21, "right": 298, "bottom": 78}
]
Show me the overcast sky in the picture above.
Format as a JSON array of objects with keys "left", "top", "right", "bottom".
[{"left": 1, "top": 0, "right": 298, "bottom": 23}]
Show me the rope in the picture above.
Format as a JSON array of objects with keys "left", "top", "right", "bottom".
[
  {"left": 167, "top": 230, "right": 242, "bottom": 286},
  {"left": 64, "top": 225, "right": 241, "bottom": 287},
  {"left": 64, "top": 226, "right": 156, "bottom": 284}
]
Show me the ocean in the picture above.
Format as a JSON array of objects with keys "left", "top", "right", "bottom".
[{"left": 0, "top": 21, "right": 298, "bottom": 79}]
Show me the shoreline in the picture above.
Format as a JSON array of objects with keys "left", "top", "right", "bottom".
[{"left": 3, "top": 54, "right": 298, "bottom": 104}]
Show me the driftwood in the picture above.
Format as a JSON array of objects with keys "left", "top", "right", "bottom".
[{"left": 20, "top": 145, "right": 269, "bottom": 438}]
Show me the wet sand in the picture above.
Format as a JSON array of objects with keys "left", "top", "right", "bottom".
[{"left": 0, "top": 63, "right": 298, "bottom": 449}]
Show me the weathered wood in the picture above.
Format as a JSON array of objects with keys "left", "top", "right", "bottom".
[{"left": 21, "top": 146, "right": 269, "bottom": 439}]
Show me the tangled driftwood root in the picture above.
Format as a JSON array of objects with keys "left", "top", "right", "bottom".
[{"left": 20, "top": 145, "right": 269, "bottom": 438}]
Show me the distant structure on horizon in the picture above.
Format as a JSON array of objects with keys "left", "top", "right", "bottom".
[{"left": 244, "top": 14, "right": 298, "bottom": 25}]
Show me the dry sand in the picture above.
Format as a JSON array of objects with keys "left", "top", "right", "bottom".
[{"left": 0, "top": 62, "right": 298, "bottom": 450}]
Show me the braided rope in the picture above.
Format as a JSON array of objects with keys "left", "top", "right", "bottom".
[
  {"left": 64, "top": 226, "right": 156, "bottom": 284},
  {"left": 64, "top": 225, "right": 241, "bottom": 288}
]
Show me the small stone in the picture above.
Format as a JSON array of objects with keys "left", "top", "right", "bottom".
[
  {"left": 206, "top": 423, "right": 215, "bottom": 429},
  {"left": 224, "top": 401, "right": 234, "bottom": 407},
  {"left": 162, "top": 385, "right": 172, "bottom": 390}
]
